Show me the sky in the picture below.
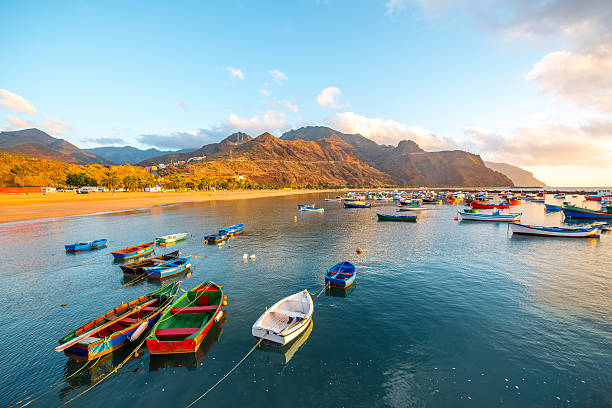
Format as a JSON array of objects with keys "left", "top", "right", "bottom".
[{"left": 1, "top": 0, "right": 611, "bottom": 186}]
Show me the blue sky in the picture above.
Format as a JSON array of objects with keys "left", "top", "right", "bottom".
[{"left": 1, "top": 0, "right": 611, "bottom": 186}]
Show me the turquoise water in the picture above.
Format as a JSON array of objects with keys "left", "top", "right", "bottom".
[{"left": 1, "top": 194, "right": 611, "bottom": 407}]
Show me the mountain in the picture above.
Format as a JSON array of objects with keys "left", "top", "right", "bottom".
[
  {"left": 138, "top": 132, "right": 253, "bottom": 166},
  {"left": 85, "top": 146, "right": 196, "bottom": 165},
  {"left": 485, "top": 161, "right": 546, "bottom": 187},
  {"left": 281, "top": 126, "right": 513, "bottom": 187},
  {"left": 0, "top": 128, "right": 111, "bottom": 165}
]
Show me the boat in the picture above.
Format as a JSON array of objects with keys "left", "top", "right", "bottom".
[
  {"left": 532, "top": 198, "right": 545, "bottom": 203},
  {"left": 470, "top": 202, "right": 510, "bottom": 209},
  {"left": 325, "top": 261, "right": 356, "bottom": 288},
  {"left": 544, "top": 203, "right": 562, "bottom": 211},
  {"left": 111, "top": 242, "right": 155, "bottom": 260},
  {"left": 554, "top": 193, "right": 566, "bottom": 199},
  {"left": 562, "top": 204, "right": 612, "bottom": 219},
  {"left": 143, "top": 256, "right": 192, "bottom": 279},
  {"left": 56, "top": 282, "right": 180, "bottom": 361},
  {"left": 299, "top": 205, "right": 324, "bottom": 212},
  {"left": 324, "top": 198, "right": 341, "bottom": 201},
  {"left": 377, "top": 213, "right": 417, "bottom": 222},
  {"left": 256, "top": 320, "right": 313, "bottom": 366},
  {"left": 509, "top": 223, "right": 601, "bottom": 238},
  {"left": 204, "top": 232, "right": 228, "bottom": 244},
  {"left": 447, "top": 196, "right": 461, "bottom": 204},
  {"left": 252, "top": 290, "right": 313, "bottom": 346},
  {"left": 219, "top": 223, "right": 244, "bottom": 235},
  {"left": 121, "top": 250, "right": 181, "bottom": 274},
  {"left": 65, "top": 239, "right": 108, "bottom": 252},
  {"left": 155, "top": 233, "right": 187, "bottom": 244},
  {"left": 508, "top": 198, "right": 521, "bottom": 206},
  {"left": 398, "top": 205, "right": 427, "bottom": 211},
  {"left": 343, "top": 201, "right": 371, "bottom": 208},
  {"left": 458, "top": 211, "right": 521, "bottom": 222},
  {"left": 585, "top": 189, "right": 612, "bottom": 201},
  {"left": 297, "top": 204, "right": 314, "bottom": 210},
  {"left": 146, "top": 281, "right": 226, "bottom": 354}
]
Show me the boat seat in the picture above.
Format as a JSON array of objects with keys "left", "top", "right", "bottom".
[
  {"left": 76, "top": 336, "right": 101, "bottom": 346},
  {"left": 107, "top": 316, "right": 139, "bottom": 325},
  {"left": 155, "top": 327, "right": 199, "bottom": 339},
  {"left": 282, "top": 311, "right": 306, "bottom": 319},
  {"left": 142, "top": 306, "right": 158, "bottom": 313},
  {"left": 170, "top": 306, "right": 217, "bottom": 314}
]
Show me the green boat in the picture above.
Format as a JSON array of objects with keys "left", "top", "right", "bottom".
[{"left": 377, "top": 213, "right": 417, "bottom": 222}]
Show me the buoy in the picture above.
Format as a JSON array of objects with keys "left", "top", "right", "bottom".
[
  {"left": 134, "top": 351, "right": 139, "bottom": 358},
  {"left": 294, "top": 215, "right": 297, "bottom": 222},
  {"left": 249, "top": 254, "right": 256, "bottom": 260},
  {"left": 356, "top": 247, "right": 363, "bottom": 254},
  {"left": 454, "top": 216, "right": 459, "bottom": 221},
  {"left": 217, "top": 242, "right": 223, "bottom": 247},
  {"left": 60, "top": 304, "right": 67, "bottom": 307}
]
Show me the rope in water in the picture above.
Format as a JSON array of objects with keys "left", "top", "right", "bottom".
[
  {"left": 184, "top": 338, "right": 263, "bottom": 408},
  {"left": 68, "top": 252, "right": 112, "bottom": 269}
]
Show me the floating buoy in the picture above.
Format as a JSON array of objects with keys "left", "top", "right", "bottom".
[
  {"left": 356, "top": 247, "right": 363, "bottom": 254},
  {"left": 60, "top": 304, "right": 67, "bottom": 307},
  {"left": 294, "top": 215, "right": 297, "bottom": 222},
  {"left": 134, "top": 351, "right": 139, "bottom": 358},
  {"left": 217, "top": 242, "right": 224, "bottom": 247},
  {"left": 249, "top": 254, "right": 256, "bottom": 260},
  {"left": 454, "top": 216, "right": 459, "bottom": 221}
]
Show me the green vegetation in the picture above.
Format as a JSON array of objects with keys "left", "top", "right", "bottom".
[{"left": 65, "top": 172, "right": 98, "bottom": 187}]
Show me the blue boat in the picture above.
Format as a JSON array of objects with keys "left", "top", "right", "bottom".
[
  {"left": 343, "top": 201, "right": 371, "bottom": 208},
  {"left": 65, "top": 239, "right": 108, "bottom": 252},
  {"left": 219, "top": 223, "right": 244, "bottom": 235},
  {"left": 544, "top": 204, "right": 562, "bottom": 211},
  {"left": 143, "top": 256, "right": 192, "bottom": 279},
  {"left": 562, "top": 205, "right": 612, "bottom": 219},
  {"left": 325, "top": 261, "right": 356, "bottom": 288}
]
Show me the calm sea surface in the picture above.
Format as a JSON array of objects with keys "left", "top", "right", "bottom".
[{"left": 1, "top": 194, "right": 611, "bottom": 407}]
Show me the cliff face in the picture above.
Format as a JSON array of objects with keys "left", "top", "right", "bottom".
[{"left": 485, "top": 161, "right": 546, "bottom": 187}]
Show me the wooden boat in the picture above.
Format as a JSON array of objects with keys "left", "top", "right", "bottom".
[
  {"left": 585, "top": 189, "right": 612, "bottom": 201},
  {"left": 470, "top": 202, "right": 510, "bottom": 209},
  {"left": 544, "top": 204, "right": 562, "bottom": 211},
  {"left": 155, "top": 233, "right": 187, "bottom": 244},
  {"left": 57, "top": 282, "right": 180, "bottom": 361},
  {"left": 447, "top": 196, "right": 461, "bottom": 204},
  {"left": 121, "top": 250, "right": 181, "bottom": 274},
  {"left": 219, "top": 223, "right": 244, "bottom": 235},
  {"left": 562, "top": 204, "right": 612, "bottom": 219},
  {"left": 377, "top": 213, "right": 417, "bottom": 222},
  {"left": 554, "top": 193, "right": 566, "bottom": 199},
  {"left": 143, "top": 256, "right": 192, "bottom": 279},
  {"left": 325, "top": 261, "right": 356, "bottom": 288},
  {"left": 459, "top": 211, "right": 521, "bottom": 222},
  {"left": 299, "top": 205, "right": 324, "bottom": 212},
  {"left": 508, "top": 198, "right": 521, "bottom": 205},
  {"left": 343, "top": 201, "right": 371, "bottom": 208},
  {"left": 65, "top": 239, "right": 108, "bottom": 252},
  {"left": 252, "top": 290, "right": 313, "bottom": 346},
  {"left": 297, "top": 204, "right": 313, "bottom": 210},
  {"left": 204, "top": 233, "right": 228, "bottom": 244},
  {"left": 509, "top": 223, "right": 601, "bottom": 238},
  {"left": 398, "top": 205, "right": 427, "bottom": 211},
  {"left": 111, "top": 242, "right": 155, "bottom": 260},
  {"left": 324, "top": 198, "right": 341, "bottom": 201},
  {"left": 147, "top": 281, "right": 226, "bottom": 354}
]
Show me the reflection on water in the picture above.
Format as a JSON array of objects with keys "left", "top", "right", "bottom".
[
  {"left": 255, "top": 320, "right": 313, "bottom": 372},
  {"left": 325, "top": 285, "right": 356, "bottom": 298}
]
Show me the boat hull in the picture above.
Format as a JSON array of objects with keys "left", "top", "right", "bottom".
[
  {"left": 563, "top": 207, "right": 612, "bottom": 219},
  {"left": 144, "top": 258, "right": 191, "bottom": 279},
  {"left": 252, "top": 290, "right": 313, "bottom": 346},
  {"left": 112, "top": 242, "right": 155, "bottom": 260},
  {"left": 377, "top": 213, "right": 417, "bottom": 222},
  {"left": 510, "top": 223, "right": 601, "bottom": 238},
  {"left": 459, "top": 212, "right": 521, "bottom": 222},
  {"left": 65, "top": 239, "right": 108, "bottom": 252}
]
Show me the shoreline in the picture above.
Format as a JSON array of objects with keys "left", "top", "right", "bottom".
[{"left": 0, "top": 189, "right": 341, "bottom": 224}]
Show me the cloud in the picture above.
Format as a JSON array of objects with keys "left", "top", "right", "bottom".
[
  {"left": 84, "top": 137, "right": 126, "bottom": 145},
  {"left": 317, "top": 87, "right": 348, "bottom": 109},
  {"left": 44, "top": 117, "right": 66, "bottom": 136},
  {"left": 269, "top": 69, "right": 288, "bottom": 83},
  {"left": 138, "top": 128, "right": 226, "bottom": 150},
  {"left": 527, "top": 44, "right": 612, "bottom": 113},
  {"left": 384, "top": 0, "right": 407, "bottom": 15},
  {"left": 325, "top": 111, "right": 454, "bottom": 149},
  {"left": 279, "top": 100, "right": 299, "bottom": 113},
  {"left": 224, "top": 111, "right": 289, "bottom": 134},
  {"left": 173, "top": 102, "right": 188, "bottom": 111},
  {"left": 260, "top": 89, "right": 270, "bottom": 96},
  {"left": 0, "top": 89, "right": 37, "bottom": 114},
  {"left": 6, "top": 114, "right": 33, "bottom": 128},
  {"left": 227, "top": 66, "right": 245, "bottom": 80}
]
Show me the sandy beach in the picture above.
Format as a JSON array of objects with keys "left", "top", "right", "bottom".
[{"left": 0, "top": 189, "right": 340, "bottom": 223}]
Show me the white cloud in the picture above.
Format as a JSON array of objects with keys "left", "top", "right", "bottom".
[
  {"left": 0, "top": 89, "right": 37, "bottom": 114},
  {"left": 317, "top": 87, "right": 348, "bottom": 109},
  {"left": 225, "top": 111, "right": 289, "bottom": 134},
  {"left": 227, "top": 66, "right": 245, "bottom": 80},
  {"left": 269, "top": 69, "right": 288, "bottom": 83},
  {"left": 279, "top": 100, "right": 299, "bottom": 113},
  {"left": 44, "top": 117, "right": 66, "bottom": 136},
  {"left": 527, "top": 44, "right": 612, "bottom": 113},
  {"left": 385, "top": 0, "right": 407, "bottom": 15},
  {"left": 138, "top": 128, "right": 226, "bottom": 149},
  {"left": 260, "top": 89, "right": 270, "bottom": 97},
  {"left": 173, "top": 101, "right": 188, "bottom": 111},
  {"left": 6, "top": 114, "right": 33, "bottom": 128},
  {"left": 325, "top": 111, "right": 453, "bottom": 149},
  {"left": 84, "top": 137, "right": 126, "bottom": 145}
]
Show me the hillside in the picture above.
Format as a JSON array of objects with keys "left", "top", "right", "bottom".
[
  {"left": 485, "top": 161, "right": 546, "bottom": 187},
  {"left": 85, "top": 146, "right": 196, "bottom": 164},
  {"left": 0, "top": 128, "right": 111, "bottom": 165},
  {"left": 282, "top": 127, "right": 512, "bottom": 187}
]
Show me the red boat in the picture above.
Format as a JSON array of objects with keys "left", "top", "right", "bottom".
[
  {"left": 508, "top": 198, "right": 521, "bottom": 206},
  {"left": 471, "top": 202, "right": 510, "bottom": 209},
  {"left": 111, "top": 242, "right": 155, "bottom": 260}
]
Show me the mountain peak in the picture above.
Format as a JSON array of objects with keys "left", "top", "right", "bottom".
[
  {"left": 396, "top": 140, "right": 424, "bottom": 154},
  {"left": 255, "top": 132, "right": 277, "bottom": 142},
  {"left": 221, "top": 132, "right": 252, "bottom": 144}
]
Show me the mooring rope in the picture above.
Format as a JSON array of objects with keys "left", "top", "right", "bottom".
[
  {"left": 68, "top": 252, "right": 112, "bottom": 269},
  {"left": 112, "top": 274, "right": 147, "bottom": 290},
  {"left": 184, "top": 338, "right": 263, "bottom": 408}
]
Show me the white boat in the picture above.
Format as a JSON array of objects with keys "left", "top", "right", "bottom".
[
  {"left": 398, "top": 206, "right": 427, "bottom": 211},
  {"left": 252, "top": 290, "right": 313, "bottom": 346},
  {"left": 459, "top": 211, "right": 521, "bottom": 222},
  {"left": 509, "top": 223, "right": 601, "bottom": 238},
  {"left": 155, "top": 233, "right": 188, "bottom": 243},
  {"left": 301, "top": 207, "right": 324, "bottom": 212}
]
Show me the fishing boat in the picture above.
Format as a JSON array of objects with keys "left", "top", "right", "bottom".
[
  {"left": 532, "top": 198, "right": 545, "bottom": 203},
  {"left": 120, "top": 250, "right": 181, "bottom": 274},
  {"left": 299, "top": 205, "right": 324, "bottom": 212},
  {"left": 147, "top": 281, "right": 226, "bottom": 354},
  {"left": 297, "top": 204, "right": 314, "bottom": 210},
  {"left": 343, "top": 201, "right": 371, "bottom": 208},
  {"left": 56, "top": 282, "right": 180, "bottom": 361},
  {"left": 204, "top": 232, "right": 228, "bottom": 244},
  {"left": 143, "top": 256, "right": 192, "bottom": 279},
  {"left": 458, "top": 211, "right": 521, "bottom": 222},
  {"left": 377, "top": 213, "right": 417, "bottom": 222},
  {"left": 324, "top": 198, "right": 341, "bottom": 201},
  {"left": 508, "top": 198, "right": 521, "bottom": 206},
  {"left": 585, "top": 189, "right": 612, "bottom": 201},
  {"left": 544, "top": 203, "right": 562, "bottom": 211},
  {"left": 509, "top": 223, "right": 601, "bottom": 238},
  {"left": 554, "top": 193, "right": 566, "bottom": 199},
  {"left": 155, "top": 233, "right": 188, "bottom": 244},
  {"left": 252, "top": 290, "right": 313, "bottom": 346},
  {"left": 398, "top": 205, "right": 427, "bottom": 211},
  {"left": 447, "top": 196, "right": 461, "bottom": 204},
  {"left": 325, "top": 261, "right": 356, "bottom": 288},
  {"left": 219, "top": 223, "right": 244, "bottom": 235},
  {"left": 65, "top": 239, "right": 108, "bottom": 252},
  {"left": 470, "top": 202, "right": 510, "bottom": 209},
  {"left": 111, "top": 242, "right": 155, "bottom": 260},
  {"left": 562, "top": 204, "right": 612, "bottom": 219}
]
